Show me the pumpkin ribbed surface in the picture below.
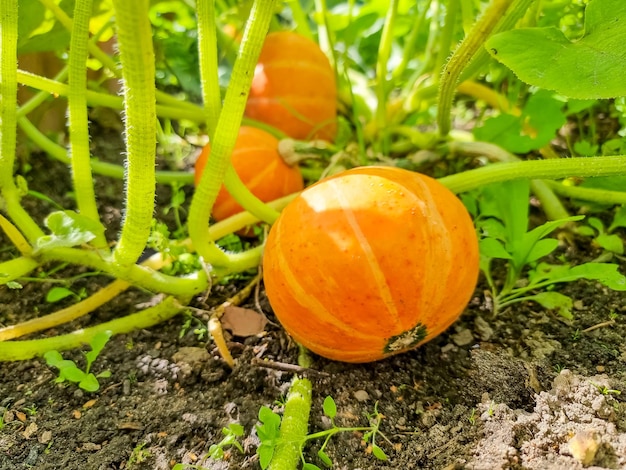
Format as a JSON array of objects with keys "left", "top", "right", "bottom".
[
  {"left": 194, "top": 126, "right": 304, "bottom": 221},
  {"left": 262, "top": 166, "right": 479, "bottom": 363},
  {"left": 245, "top": 31, "right": 337, "bottom": 141}
]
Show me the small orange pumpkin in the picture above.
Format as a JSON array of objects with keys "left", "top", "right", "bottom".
[
  {"left": 245, "top": 31, "right": 337, "bottom": 142},
  {"left": 194, "top": 126, "right": 304, "bottom": 222},
  {"left": 262, "top": 166, "right": 479, "bottom": 363}
]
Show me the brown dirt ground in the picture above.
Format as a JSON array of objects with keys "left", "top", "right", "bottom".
[{"left": 1, "top": 125, "right": 626, "bottom": 470}]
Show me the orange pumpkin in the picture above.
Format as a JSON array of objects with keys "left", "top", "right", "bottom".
[
  {"left": 262, "top": 166, "right": 479, "bottom": 363},
  {"left": 245, "top": 31, "right": 337, "bottom": 142},
  {"left": 194, "top": 126, "right": 304, "bottom": 222}
]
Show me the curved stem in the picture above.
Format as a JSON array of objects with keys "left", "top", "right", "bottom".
[
  {"left": 437, "top": 0, "right": 512, "bottom": 136},
  {"left": 68, "top": 0, "right": 106, "bottom": 248},
  {"left": 543, "top": 180, "right": 626, "bottom": 206},
  {"left": 188, "top": 0, "right": 276, "bottom": 267},
  {"left": 37, "top": 247, "right": 208, "bottom": 298},
  {"left": 223, "top": 166, "right": 281, "bottom": 223},
  {"left": 196, "top": 0, "right": 222, "bottom": 141},
  {"left": 438, "top": 156, "right": 626, "bottom": 194},
  {"left": 0, "top": 279, "right": 129, "bottom": 340},
  {"left": 0, "top": 257, "right": 40, "bottom": 285},
  {"left": 0, "top": 296, "right": 185, "bottom": 361},
  {"left": 110, "top": 0, "right": 157, "bottom": 267}
]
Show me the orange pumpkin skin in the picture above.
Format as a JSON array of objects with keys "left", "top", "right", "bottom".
[
  {"left": 194, "top": 126, "right": 304, "bottom": 222},
  {"left": 262, "top": 166, "right": 479, "bottom": 363},
  {"left": 245, "top": 31, "right": 337, "bottom": 142}
]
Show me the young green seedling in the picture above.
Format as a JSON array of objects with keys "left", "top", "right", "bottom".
[
  {"left": 44, "top": 330, "right": 112, "bottom": 392},
  {"left": 465, "top": 179, "right": 626, "bottom": 318},
  {"left": 577, "top": 205, "right": 626, "bottom": 258},
  {"left": 208, "top": 423, "right": 245, "bottom": 460}
]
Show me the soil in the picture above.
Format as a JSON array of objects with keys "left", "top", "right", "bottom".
[{"left": 2, "top": 124, "right": 626, "bottom": 470}]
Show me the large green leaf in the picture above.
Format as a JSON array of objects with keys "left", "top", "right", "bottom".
[{"left": 486, "top": 0, "right": 626, "bottom": 99}]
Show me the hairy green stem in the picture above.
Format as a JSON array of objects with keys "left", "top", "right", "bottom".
[
  {"left": 0, "top": 257, "right": 41, "bottom": 284},
  {"left": 459, "top": 0, "right": 538, "bottom": 82},
  {"left": 111, "top": 0, "right": 157, "bottom": 267},
  {"left": 188, "top": 0, "right": 276, "bottom": 267},
  {"left": 37, "top": 247, "right": 208, "bottom": 298},
  {"left": 438, "top": 156, "right": 626, "bottom": 194},
  {"left": 0, "top": 296, "right": 185, "bottom": 361},
  {"left": 269, "top": 377, "right": 313, "bottom": 470},
  {"left": 0, "top": 0, "right": 44, "bottom": 243},
  {"left": 68, "top": 0, "right": 106, "bottom": 248},
  {"left": 437, "top": 0, "right": 512, "bottom": 136},
  {"left": 197, "top": 0, "right": 222, "bottom": 141},
  {"left": 17, "top": 70, "right": 206, "bottom": 122}
]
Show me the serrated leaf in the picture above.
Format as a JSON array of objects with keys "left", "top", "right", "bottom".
[
  {"left": 569, "top": 263, "right": 626, "bottom": 291},
  {"left": 479, "top": 238, "right": 513, "bottom": 260},
  {"left": 84, "top": 330, "right": 112, "bottom": 370},
  {"left": 486, "top": 0, "right": 626, "bottom": 99},
  {"left": 525, "top": 291, "right": 573, "bottom": 319},
  {"left": 323, "top": 396, "right": 337, "bottom": 419},
  {"left": 34, "top": 211, "right": 106, "bottom": 253},
  {"left": 79, "top": 373, "right": 101, "bottom": 392}
]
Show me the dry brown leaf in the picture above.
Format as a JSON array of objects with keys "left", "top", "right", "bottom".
[{"left": 221, "top": 306, "right": 268, "bottom": 337}]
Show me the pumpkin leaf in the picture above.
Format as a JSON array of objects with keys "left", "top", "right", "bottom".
[
  {"left": 34, "top": 210, "right": 106, "bottom": 254},
  {"left": 486, "top": 0, "right": 626, "bottom": 99}
]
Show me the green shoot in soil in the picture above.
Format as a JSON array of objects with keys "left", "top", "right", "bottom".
[
  {"left": 43, "top": 330, "right": 112, "bottom": 392},
  {"left": 257, "top": 377, "right": 388, "bottom": 469}
]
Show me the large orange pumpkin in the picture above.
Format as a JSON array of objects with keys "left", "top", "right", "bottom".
[
  {"left": 262, "top": 166, "right": 479, "bottom": 363},
  {"left": 194, "top": 126, "right": 304, "bottom": 222},
  {"left": 245, "top": 31, "right": 337, "bottom": 142}
]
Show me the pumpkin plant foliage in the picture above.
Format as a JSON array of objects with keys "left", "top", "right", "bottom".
[{"left": 486, "top": 0, "right": 626, "bottom": 99}]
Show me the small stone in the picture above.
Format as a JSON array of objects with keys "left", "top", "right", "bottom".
[
  {"left": 353, "top": 390, "right": 369, "bottom": 402},
  {"left": 568, "top": 431, "right": 600, "bottom": 466},
  {"left": 452, "top": 329, "right": 474, "bottom": 347},
  {"left": 474, "top": 316, "right": 494, "bottom": 341},
  {"left": 39, "top": 431, "right": 52, "bottom": 444}
]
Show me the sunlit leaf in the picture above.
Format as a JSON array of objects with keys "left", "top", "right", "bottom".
[{"left": 486, "top": 0, "right": 626, "bottom": 99}]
